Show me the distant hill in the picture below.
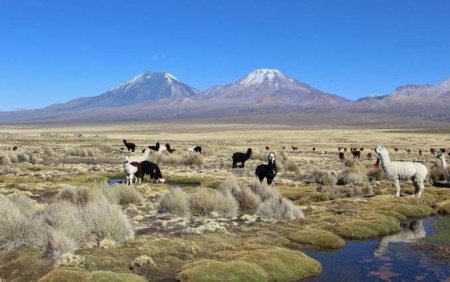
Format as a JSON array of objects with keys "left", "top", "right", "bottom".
[{"left": 0, "top": 70, "right": 449, "bottom": 127}]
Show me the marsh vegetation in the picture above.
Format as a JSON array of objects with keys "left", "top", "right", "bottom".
[{"left": 0, "top": 123, "right": 449, "bottom": 281}]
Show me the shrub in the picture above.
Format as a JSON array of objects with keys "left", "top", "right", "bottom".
[
  {"left": 190, "top": 187, "right": 238, "bottom": 217},
  {"left": 185, "top": 153, "right": 205, "bottom": 167},
  {"left": 309, "top": 170, "right": 336, "bottom": 185},
  {"left": 43, "top": 147, "right": 54, "bottom": 157},
  {"left": 284, "top": 159, "right": 299, "bottom": 173},
  {"left": 17, "top": 152, "right": 30, "bottom": 163},
  {"left": 428, "top": 160, "right": 445, "bottom": 182},
  {"left": 218, "top": 174, "right": 261, "bottom": 214},
  {"left": 84, "top": 198, "right": 134, "bottom": 243},
  {"left": 338, "top": 161, "right": 368, "bottom": 184},
  {"left": 0, "top": 195, "right": 33, "bottom": 251},
  {"left": 257, "top": 196, "right": 304, "bottom": 220},
  {"left": 7, "top": 151, "right": 18, "bottom": 163},
  {"left": 0, "top": 166, "right": 21, "bottom": 175},
  {"left": 56, "top": 186, "right": 91, "bottom": 206},
  {"left": 249, "top": 179, "right": 304, "bottom": 219},
  {"left": 44, "top": 201, "right": 89, "bottom": 246},
  {"left": 0, "top": 151, "right": 11, "bottom": 165},
  {"left": 158, "top": 188, "right": 191, "bottom": 216},
  {"left": 91, "top": 182, "right": 143, "bottom": 205},
  {"left": 44, "top": 228, "right": 78, "bottom": 261}
]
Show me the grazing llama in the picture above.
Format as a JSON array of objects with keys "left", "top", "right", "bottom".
[
  {"left": 123, "top": 139, "right": 136, "bottom": 152},
  {"left": 188, "top": 146, "right": 202, "bottom": 154},
  {"left": 141, "top": 160, "right": 165, "bottom": 183},
  {"left": 165, "top": 143, "right": 176, "bottom": 153},
  {"left": 374, "top": 145, "right": 428, "bottom": 198},
  {"left": 255, "top": 152, "right": 277, "bottom": 185},
  {"left": 436, "top": 151, "right": 450, "bottom": 185},
  {"left": 232, "top": 148, "right": 252, "bottom": 168}
]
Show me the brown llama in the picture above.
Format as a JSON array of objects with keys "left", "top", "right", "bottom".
[
  {"left": 374, "top": 157, "right": 380, "bottom": 169},
  {"left": 351, "top": 148, "right": 361, "bottom": 159},
  {"left": 430, "top": 148, "right": 436, "bottom": 155},
  {"left": 338, "top": 152, "right": 345, "bottom": 160},
  {"left": 292, "top": 146, "right": 298, "bottom": 151},
  {"left": 394, "top": 148, "right": 399, "bottom": 152},
  {"left": 418, "top": 150, "right": 422, "bottom": 156},
  {"left": 367, "top": 152, "right": 373, "bottom": 160}
]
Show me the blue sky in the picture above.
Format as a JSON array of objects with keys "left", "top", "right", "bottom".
[{"left": 1, "top": 0, "right": 449, "bottom": 111}]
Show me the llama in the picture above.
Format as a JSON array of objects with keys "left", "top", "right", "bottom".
[
  {"left": 255, "top": 152, "right": 277, "bottom": 185},
  {"left": 123, "top": 139, "right": 136, "bottom": 152},
  {"left": 440, "top": 148, "right": 447, "bottom": 153},
  {"left": 265, "top": 146, "right": 270, "bottom": 150},
  {"left": 405, "top": 148, "right": 412, "bottom": 154},
  {"left": 123, "top": 156, "right": 141, "bottom": 185},
  {"left": 436, "top": 151, "right": 450, "bottom": 185},
  {"left": 338, "top": 152, "right": 345, "bottom": 160},
  {"left": 374, "top": 157, "right": 380, "bottom": 169},
  {"left": 394, "top": 148, "right": 399, "bottom": 152},
  {"left": 430, "top": 148, "right": 436, "bottom": 155},
  {"left": 374, "top": 145, "right": 428, "bottom": 198},
  {"left": 165, "top": 143, "right": 176, "bottom": 153},
  {"left": 144, "top": 142, "right": 160, "bottom": 153},
  {"left": 419, "top": 149, "right": 422, "bottom": 156},
  {"left": 351, "top": 148, "right": 361, "bottom": 159},
  {"left": 366, "top": 152, "right": 373, "bottom": 160},
  {"left": 292, "top": 146, "right": 298, "bottom": 151},
  {"left": 232, "top": 148, "right": 252, "bottom": 168},
  {"left": 12, "top": 146, "right": 18, "bottom": 151},
  {"left": 188, "top": 146, "right": 202, "bottom": 154},
  {"left": 141, "top": 160, "right": 165, "bottom": 183}
]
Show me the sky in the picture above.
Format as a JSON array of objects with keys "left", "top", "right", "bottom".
[{"left": 1, "top": 0, "right": 449, "bottom": 111}]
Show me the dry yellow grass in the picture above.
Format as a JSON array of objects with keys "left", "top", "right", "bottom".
[{"left": 1, "top": 122, "right": 450, "bottom": 281}]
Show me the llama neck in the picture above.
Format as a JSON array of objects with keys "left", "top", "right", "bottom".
[
  {"left": 441, "top": 156, "right": 448, "bottom": 169},
  {"left": 142, "top": 150, "right": 150, "bottom": 160},
  {"left": 379, "top": 152, "right": 392, "bottom": 171}
]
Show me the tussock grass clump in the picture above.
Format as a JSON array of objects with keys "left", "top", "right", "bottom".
[
  {"left": 159, "top": 188, "right": 191, "bottom": 216},
  {"left": 56, "top": 186, "right": 91, "bottom": 206},
  {"left": 338, "top": 160, "right": 368, "bottom": 184},
  {"left": 0, "top": 151, "right": 12, "bottom": 165},
  {"left": 0, "top": 195, "right": 34, "bottom": 251},
  {"left": 65, "top": 146, "right": 94, "bottom": 157},
  {"left": 218, "top": 174, "right": 261, "bottom": 214},
  {"left": 429, "top": 160, "right": 446, "bottom": 182},
  {"left": 185, "top": 153, "right": 205, "bottom": 167},
  {"left": 309, "top": 170, "right": 337, "bottom": 185},
  {"left": 366, "top": 167, "right": 387, "bottom": 181},
  {"left": 0, "top": 166, "right": 21, "bottom": 175},
  {"left": 43, "top": 147, "right": 54, "bottom": 157},
  {"left": 190, "top": 187, "right": 238, "bottom": 217},
  {"left": 44, "top": 201, "right": 89, "bottom": 246},
  {"left": 250, "top": 179, "right": 304, "bottom": 219},
  {"left": 84, "top": 198, "right": 134, "bottom": 243},
  {"left": 250, "top": 151, "right": 267, "bottom": 161},
  {"left": 44, "top": 229, "right": 78, "bottom": 261},
  {"left": 7, "top": 151, "right": 18, "bottom": 163},
  {"left": 90, "top": 182, "right": 143, "bottom": 205},
  {"left": 283, "top": 159, "right": 299, "bottom": 173},
  {"left": 17, "top": 152, "right": 30, "bottom": 163}
]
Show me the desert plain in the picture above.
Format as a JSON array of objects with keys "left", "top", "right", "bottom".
[{"left": 0, "top": 121, "right": 449, "bottom": 281}]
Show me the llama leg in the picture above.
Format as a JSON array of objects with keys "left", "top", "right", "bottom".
[
  {"left": 393, "top": 179, "right": 401, "bottom": 197},
  {"left": 412, "top": 180, "right": 420, "bottom": 198},
  {"left": 267, "top": 177, "right": 273, "bottom": 185},
  {"left": 240, "top": 162, "right": 244, "bottom": 168},
  {"left": 232, "top": 162, "right": 237, "bottom": 168},
  {"left": 417, "top": 179, "right": 425, "bottom": 198}
]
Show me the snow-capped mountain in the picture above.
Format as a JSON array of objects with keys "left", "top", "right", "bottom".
[
  {"left": 201, "top": 69, "right": 349, "bottom": 106},
  {"left": 45, "top": 72, "right": 200, "bottom": 111}
]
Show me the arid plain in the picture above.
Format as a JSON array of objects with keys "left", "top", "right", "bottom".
[{"left": 1, "top": 122, "right": 450, "bottom": 281}]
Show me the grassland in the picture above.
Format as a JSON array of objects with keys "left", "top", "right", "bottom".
[{"left": 0, "top": 122, "right": 449, "bottom": 281}]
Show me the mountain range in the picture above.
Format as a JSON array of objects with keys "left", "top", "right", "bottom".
[{"left": 0, "top": 69, "right": 449, "bottom": 126}]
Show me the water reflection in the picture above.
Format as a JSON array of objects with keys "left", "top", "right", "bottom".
[
  {"left": 374, "top": 220, "right": 426, "bottom": 257},
  {"left": 305, "top": 217, "right": 450, "bottom": 282}
]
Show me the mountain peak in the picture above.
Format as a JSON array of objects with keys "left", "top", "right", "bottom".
[{"left": 240, "top": 69, "right": 288, "bottom": 86}]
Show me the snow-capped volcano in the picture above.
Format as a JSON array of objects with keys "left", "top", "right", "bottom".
[
  {"left": 45, "top": 71, "right": 200, "bottom": 111},
  {"left": 200, "top": 68, "right": 349, "bottom": 105}
]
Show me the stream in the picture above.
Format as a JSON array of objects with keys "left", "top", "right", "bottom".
[{"left": 305, "top": 216, "right": 450, "bottom": 281}]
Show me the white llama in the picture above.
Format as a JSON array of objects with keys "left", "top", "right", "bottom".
[
  {"left": 123, "top": 156, "right": 138, "bottom": 185},
  {"left": 374, "top": 145, "right": 428, "bottom": 198},
  {"left": 436, "top": 151, "right": 450, "bottom": 184}
]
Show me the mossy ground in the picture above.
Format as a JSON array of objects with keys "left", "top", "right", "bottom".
[{"left": 1, "top": 125, "right": 450, "bottom": 281}]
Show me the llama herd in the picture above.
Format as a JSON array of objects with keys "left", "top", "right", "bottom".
[{"left": 121, "top": 139, "right": 450, "bottom": 199}]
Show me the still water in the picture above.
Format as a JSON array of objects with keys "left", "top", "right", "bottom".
[{"left": 305, "top": 217, "right": 450, "bottom": 281}]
